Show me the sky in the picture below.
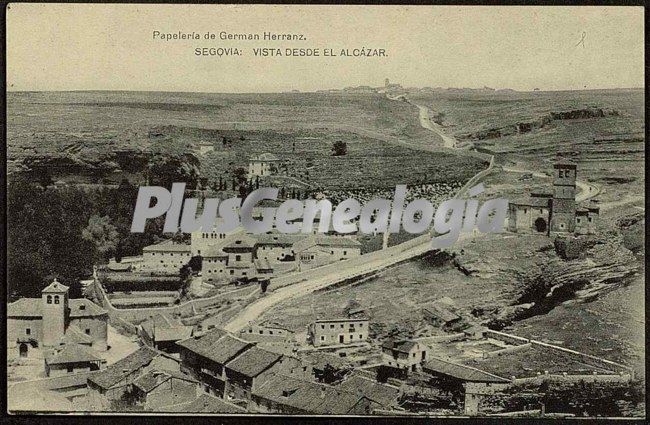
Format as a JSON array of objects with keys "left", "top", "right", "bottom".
[{"left": 6, "top": 4, "right": 645, "bottom": 92}]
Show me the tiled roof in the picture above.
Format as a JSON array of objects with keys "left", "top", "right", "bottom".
[
  {"left": 61, "top": 325, "right": 94, "bottom": 345},
  {"left": 69, "top": 299, "right": 107, "bottom": 317},
  {"left": 7, "top": 297, "right": 106, "bottom": 318},
  {"left": 46, "top": 343, "right": 103, "bottom": 365},
  {"left": 42, "top": 279, "right": 69, "bottom": 294},
  {"left": 161, "top": 394, "right": 246, "bottom": 413},
  {"left": 423, "top": 357, "right": 510, "bottom": 383},
  {"left": 132, "top": 369, "right": 196, "bottom": 394},
  {"left": 140, "top": 314, "right": 193, "bottom": 342},
  {"left": 202, "top": 246, "right": 228, "bottom": 258},
  {"left": 7, "top": 298, "right": 42, "bottom": 317},
  {"left": 381, "top": 339, "right": 420, "bottom": 353},
  {"left": 337, "top": 373, "right": 400, "bottom": 408},
  {"left": 225, "top": 346, "right": 282, "bottom": 377},
  {"left": 143, "top": 241, "right": 191, "bottom": 253},
  {"left": 253, "top": 373, "right": 376, "bottom": 415},
  {"left": 177, "top": 329, "right": 252, "bottom": 365},
  {"left": 88, "top": 346, "right": 159, "bottom": 389},
  {"left": 223, "top": 235, "right": 256, "bottom": 250}
]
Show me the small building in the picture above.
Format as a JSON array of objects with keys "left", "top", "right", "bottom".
[
  {"left": 202, "top": 246, "right": 229, "bottom": 283},
  {"left": 254, "top": 233, "right": 303, "bottom": 263},
  {"left": 381, "top": 339, "right": 429, "bottom": 372},
  {"left": 422, "top": 297, "right": 463, "bottom": 330},
  {"left": 239, "top": 322, "right": 295, "bottom": 344},
  {"left": 335, "top": 372, "right": 401, "bottom": 410},
  {"left": 223, "top": 346, "right": 284, "bottom": 401},
  {"left": 177, "top": 329, "right": 253, "bottom": 398},
  {"left": 131, "top": 369, "right": 199, "bottom": 410},
  {"left": 86, "top": 346, "right": 181, "bottom": 411},
  {"left": 139, "top": 314, "right": 194, "bottom": 355},
  {"left": 307, "top": 317, "right": 369, "bottom": 347},
  {"left": 141, "top": 241, "right": 192, "bottom": 274},
  {"left": 292, "top": 236, "right": 362, "bottom": 271},
  {"left": 45, "top": 343, "right": 105, "bottom": 377},
  {"left": 198, "top": 142, "right": 214, "bottom": 156},
  {"left": 248, "top": 153, "right": 282, "bottom": 177},
  {"left": 422, "top": 357, "right": 510, "bottom": 415},
  {"left": 574, "top": 202, "right": 599, "bottom": 235},
  {"left": 250, "top": 373, "right": 381, "bottom": 415},
  {"left": 223, "top": 235, "right": 257, "bottom": 279}
]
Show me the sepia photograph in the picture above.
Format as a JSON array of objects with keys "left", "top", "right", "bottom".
[{"left": 4, "top": 3, "right": 646, "bottom": 419}]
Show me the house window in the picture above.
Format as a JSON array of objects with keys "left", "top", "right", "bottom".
[
  {"left": 230, "top": 270, "right": 234, "bottom": 275},
  {"left": 236, "top": 255, "right": 241, "bottom": 261},
  {"left": 85, "top": 329, "right": 91, "bottom": 335},
  {"left": 25, "top": 328, "right": 31, "bottom": 335},
  {"left": 79, "top": 305, "right": 86, "bottom": 311},
  {"left": 343, "top": 251, "right": 347, "bottom": 255},
  {"left": 359, "top": 334, "right": 363, "bottom": 339},
  {"left": 67, "top": 365, "right": 74, "bottom": 373},
  {"left": 54, "top": 296, "right": 60, "bottom": 304},
  {"left": 320, "top": 336, "right": 325, "bottom": 341},
  {"left": 321, "top": 325, "right": 325, "bottom": 330},
  {"left": 47, "top": 295, "right": 52, "bottom": 304},
  {"left": 577, "top": 218, "right": 581, "bottom": 223},
  {"left": 588, "top": 217, "right": 592, "bottom": 222},
  {"left": 330, "top": 325, "right": 335, "bottom": 329}
]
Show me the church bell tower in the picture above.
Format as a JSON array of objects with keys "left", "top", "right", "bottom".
[{"left": 41, "top": 278, "right": 69, "bottom": 347}]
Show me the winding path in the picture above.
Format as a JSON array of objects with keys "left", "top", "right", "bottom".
[{"left": 223, "top": 95, "right": 600, "bottom": 332}]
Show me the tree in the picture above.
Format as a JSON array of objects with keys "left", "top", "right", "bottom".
[
  {"left": 82, "top": 215, "right": 119, "bottom": 263},
  {"left": 332, "top": 140, "right": 347, "bottom": 156},
  {"left": 233, "top": 167, "right": 248, "bottom": 184}
]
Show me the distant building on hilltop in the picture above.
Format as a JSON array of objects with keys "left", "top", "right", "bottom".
[
  {"left": 248, "top": 153, "right": 283, "bottom": 177},
  {"left": 508, "top": 159, "right": 599, "bottom": 235}
]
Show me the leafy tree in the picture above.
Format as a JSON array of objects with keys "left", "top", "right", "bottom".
[
  {"left": 82, "top": 215, "right": 119, "bottom": 263},
  {"left": 233, "top": 167, "right": 248, "bottom": 184},
  {"left": 332, "top": 140, "right": 347, "bottom": 156}
]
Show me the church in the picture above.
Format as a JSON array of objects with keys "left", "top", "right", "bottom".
[
  {"left": 7, "top": 279, "right": 109, "bottom": 359},
  {"left": 508, "top": 159, "right": 599, "bottom": 235}
]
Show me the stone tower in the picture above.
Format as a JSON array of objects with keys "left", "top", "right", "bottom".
[
  {"left": 550, "top": 159, "right": 577, "bottom": 233},
  {"left": 41, "top": 278, "right": 69, "bottom": 347}
]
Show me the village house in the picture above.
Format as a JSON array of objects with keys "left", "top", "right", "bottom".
[
  {"left": 177, "top": 329, "right": 253, "bottom": 398},
  {"left": 139, "top": 314, "right": 194, "bottom": 355},
  {"left": 250, "top": 373, "right": 381, "bottom": 415},
  {"left": 335, "top": 371, "right": 402, "bottom": 410},
  {"left": 239, "top": 322, "right": 295, "bottom": 344},
  {"left": 223, "top": 235, "right": 257, "bottom": 279},
  {"left": 422, "top": 297, "right": 463, "bottom": 330},
  {"left": 292, "top": 235, "right": 362, "bottom": 271},
  {"left": 44, "top": 343, "right": 105, "bottom": 377},
  {"left": 223, "top": 346, "right": 284, "bottom": 401},
  {"left": 382, "top": 339, "right": 429, "bottom": 372},
  {"left": 508, "top": 159, "right": 599, "bottom": 235},
  {"left": 130, "top": 369, "right": 199, "bottom": 411},
  {"left": 422, "top": 357, "right": 511, "bottom": 415},
  {"left": 86, "top": 346, "right": 181, "bottom": 411},
  {"left": 254, "top": 233, "right": 303, "bottom": 263},
  {"left": 307, "top": 317, "right": 370, "bottom": 347},
  {"left": 7, "top": 279, "right": 109, "bottom": 358},
  {"left": 201, "top": 246, "right": 230, "bottom": 283},
  {"left": 141, "top": 241, "right": 192, "bottom": 274},
  {"left": 248, "top": 152, "right": 283, "bottom": 177}
]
